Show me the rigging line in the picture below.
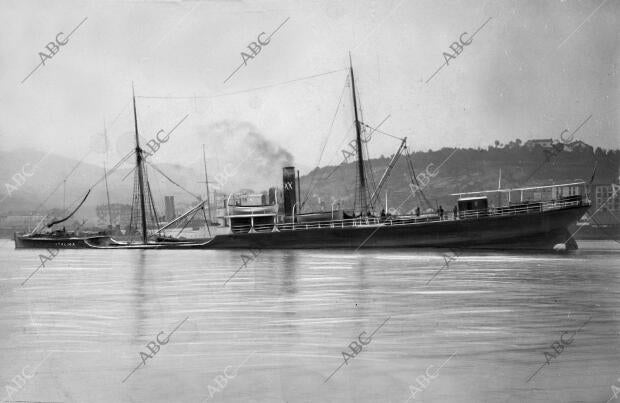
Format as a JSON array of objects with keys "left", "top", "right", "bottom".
[
  {"left": 590, "top": 214, "right": 620, "bottom": 245},
  {"left": 406, "top": 148, "right": 433, "bottom": 210},
  {"left": 136, "top": 68, "right": 348, "bottom": 100},
  {"left": 360, "top": 116, "right": 394, "bottom": 209},
  {"left": 175, "top": 208, "right": 198, "bottom": 238},
  {"left": 130, "top": 167, "right": 141, "bottom": 244},
  {"left": 300, "top": 77, "right": 350, "bottom": 209},
  {"left": 309, "top": 77, "right": 349, "bottom": 180},
  {"left": 148, "top": 157, "right": 164, "bottom": 219},
  {"left": 323, "top": 122, "right": 357, "bottom": 180},
  {"left": 146, "top": 161, "right": 201, "bottom": 201},
  {"left": 361, "top": 114, "right": 392, "bottom": 142},
  {"left": 361, "top": 123, "right": 404, "bottom": 141},
  {"left": 148, "top": 185, "right": 160, "bottom": 232},
  {"left": 360, "top": 114, "right": 395, "bottom": 207},
  {"left": 121, "top": 166, "right": 138, "bottom": 182},
  {"left": 363, "top": 140, "right": 377, "bottom": 208},
  {"left": 128, "top": 169, "right": 138, "bottom": 244},
  {"left": 353, "top": 155, "right": 359, "bottom": 212},
  {"left": 144, "top": 167, "right": 160, "bottom": 231},
  {"left": 47, "top": 189, "right": 91, "bottom": 228},
  {"left": 32, "top": 150, "right": 91, "bottom": 216},
  {"left": 92, "top": 150, "right": 137, "bottom": 187},
  {"left": 201, "top": 206, "right": 211, "bottom": 237},
  {"left": 109, "top": 99, "right": 132, "bottom": 130}
]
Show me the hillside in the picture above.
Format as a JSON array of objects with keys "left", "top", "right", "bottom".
[
  {"left": 298, "top": 144, "right": 620, "bottom": 214},
  {"left": 0, "top": 143, "right": 618, "bottom": 224}
]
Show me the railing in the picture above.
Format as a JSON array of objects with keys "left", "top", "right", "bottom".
[
  {"left": 276, "top": 215, "right": 441, "bottom": 231},
  {"left": 458, "top": 198, "right": 585, "bottom": 220},
  {"left": 273, "top": 198, "right": 587, "bottom": 232}
]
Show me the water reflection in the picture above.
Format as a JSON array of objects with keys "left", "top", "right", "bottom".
[
  {"left": 0, "top": 242, "right": 619, "bottom": 402},
  {"left": 281, "top": 252, "right": 297, "bottom": 296},
  {"left": 132, "top": 251, "right": 147, "bottom": 341}
]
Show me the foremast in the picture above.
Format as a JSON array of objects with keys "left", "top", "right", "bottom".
[
  {"left": 349, "top": 53, "right": 369, "bottom": 214},
  {"left": 132, "top": 84, "right": 148, "bottom": 244}
]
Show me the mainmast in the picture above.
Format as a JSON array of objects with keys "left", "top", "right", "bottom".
[
  {"left": 132, "top": 84, "right": 148, "bottom": 244},
  {"left": 202, "top": 144, "right": 212, "bottom": 222},
  {"left": 349, "top": 53, "right": 368, "bottom": 214}
]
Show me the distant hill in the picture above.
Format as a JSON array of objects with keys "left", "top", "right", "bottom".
[
  {"left": 298, "top": 144, "right": 620, "bottom": 214},
  {"left": 1, "top": 142, "right": 618, "bottom": 224},
  {"left": 0, "top": 148, "right": 209, "bottom": 222}
]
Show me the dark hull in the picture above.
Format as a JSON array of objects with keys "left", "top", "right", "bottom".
[
  {"left": 14, "top": 234, "right": 112, "bottom": 249},
  {"left": 24, "top": 205, "right": 587, "bottom": 251},
  {"left": 198, "top": 205, "right": 589, "bottom": 251}
]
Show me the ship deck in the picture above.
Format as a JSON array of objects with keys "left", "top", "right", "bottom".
[{"left": 266, "top": 198, "right": 586, "bottom": 232}]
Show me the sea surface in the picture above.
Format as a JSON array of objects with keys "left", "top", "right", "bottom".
[{"left": 0, "top": 239, "right": 619, "bottom": 403}]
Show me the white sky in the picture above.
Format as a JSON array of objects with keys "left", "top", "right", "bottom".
[{"left": 1, "top": 0, "right": 618, "bottom": 173}]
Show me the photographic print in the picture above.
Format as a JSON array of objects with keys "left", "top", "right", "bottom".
[{"left": 0, "top": 0, "right": 618, "bottom": 402}]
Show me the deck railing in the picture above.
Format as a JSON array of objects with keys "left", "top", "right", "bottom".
[{"left": 273, "top": 198, "right": 586, "bottom": 232}]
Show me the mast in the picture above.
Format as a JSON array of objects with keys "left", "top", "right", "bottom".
[
  {"left": 103, "top": 121, "right": 113, "bottom": 228},
  {"left": 132, "top": 83, "right": 148, "bottom": 244},
  {"left": 103, "top": 162, "right": 113, "bottom": 227},
  {"left": 349, "top": 52, "right": 368, "bottom": 214},
  {"left": 202, "top": 144, "right": 212, "bottom": 222},
  {"left": 297, "top": 169, "right": 301, "bottom": 214}
]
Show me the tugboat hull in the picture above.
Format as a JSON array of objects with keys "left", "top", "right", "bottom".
[{"left": 14, "top": 234, "right": 112, "bottom": 249}]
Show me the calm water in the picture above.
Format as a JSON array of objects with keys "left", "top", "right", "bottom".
[{"left": 0, "top": 240, "right": 619, "bottom": 403}]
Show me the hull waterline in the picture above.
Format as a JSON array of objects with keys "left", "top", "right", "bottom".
[
  {"left": 14, "top": 234, "right": 112, "bottom": 249},
  {"left": 84, "top": 204, "right": 586, "bottom": 251},
  {"left": 196, "top": 205, "right": 587, "bottom": 251}
]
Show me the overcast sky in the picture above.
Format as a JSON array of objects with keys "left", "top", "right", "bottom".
[{"left": 1, "top": 0, "right": 618, "bottom": 174}]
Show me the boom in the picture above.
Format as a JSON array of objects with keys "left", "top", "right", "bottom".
[{"left": 369, "top": 137, "right": 407, "bottom": 207}]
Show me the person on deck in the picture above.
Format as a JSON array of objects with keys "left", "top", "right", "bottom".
[
  {"left": 453, "top": 205, "right": 458, "bottom": 220},
  {"left": 415, "top": 206, "right": 420, "bottom": 217}
]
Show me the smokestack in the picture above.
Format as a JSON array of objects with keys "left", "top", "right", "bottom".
[{"left": 282, "top": 166, "right": 296, "bottom": 217}]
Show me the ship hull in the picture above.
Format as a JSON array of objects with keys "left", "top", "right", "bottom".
[
  {"left": 198, "top": 205, "right": 589, "bottom": 251},
  {"left": 16, "top": 205, "right": 587, "bottom": 251},
  {"left": 14, "top": 234, "right": 112, "bottom": 249}
]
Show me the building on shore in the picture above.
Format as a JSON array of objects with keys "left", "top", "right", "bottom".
[
  {"left": 95, "top": 203, "right": 132, "bottom": 227},
  {"left": 164, "top": 196, "right": 176, "bottom": 222},
  {"left": 0, "top": 214, "right": 46, "bottom": 235}
]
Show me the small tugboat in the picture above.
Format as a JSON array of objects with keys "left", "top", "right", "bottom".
[
  {"left": 14, "top": 190, "right": 113, "bottom": 249},
  {"left": 14, "top": 228, "right": 111, "bottom": 249}
]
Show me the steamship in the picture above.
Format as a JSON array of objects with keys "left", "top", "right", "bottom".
[
  {"left": 83, "top": 57, "right": 589, "bottom": 251},
  {"left": 190, "top": 56, "right": 589, "bottom": 251}
]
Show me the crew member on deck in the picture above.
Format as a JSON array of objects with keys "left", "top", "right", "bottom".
[{"left": 415, "top": 206, "right": 420, "bottom": 217}]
